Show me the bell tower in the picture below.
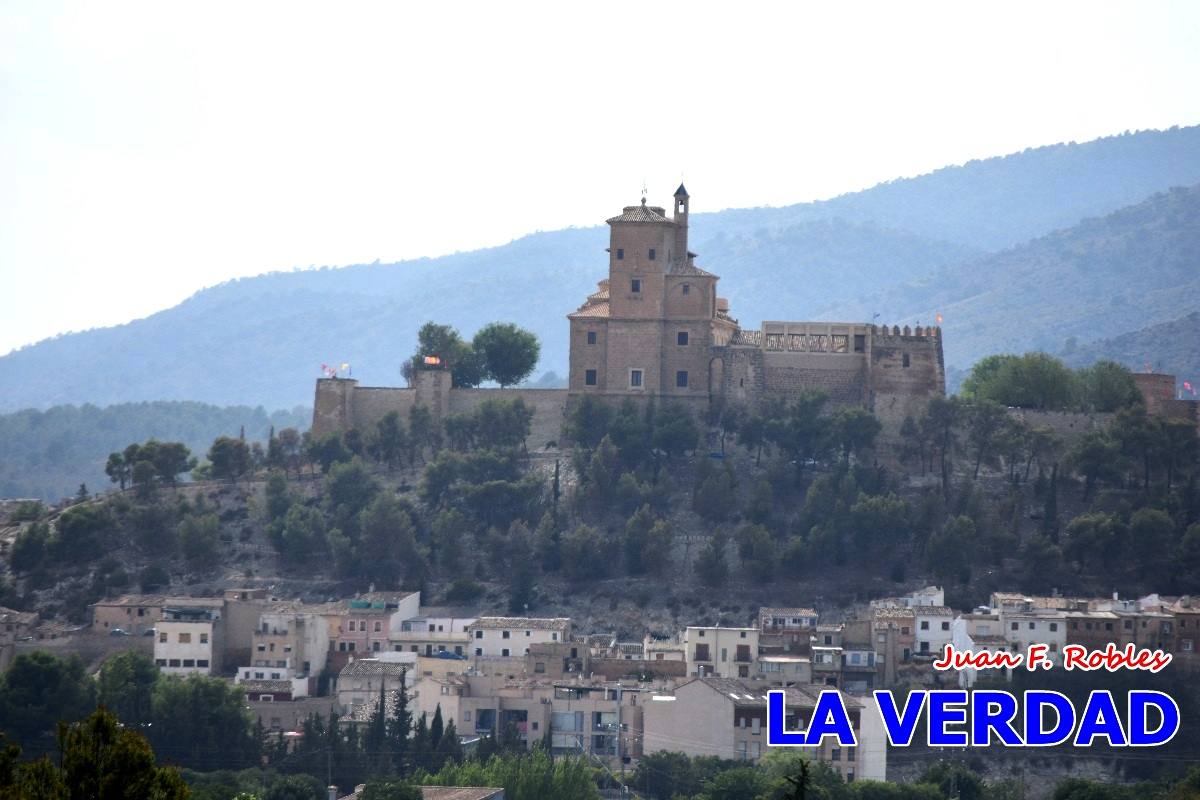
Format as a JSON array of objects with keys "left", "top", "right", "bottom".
[{"left": 673, "top": 183, "right": 689, "bottom": 265}]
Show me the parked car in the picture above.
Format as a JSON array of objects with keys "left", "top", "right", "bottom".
[
  {"left": 142, "top": 628, "right": 157, "bottom": 636},
  {"left": 109, "top": 628, "right": 130, "bottom": 636}
]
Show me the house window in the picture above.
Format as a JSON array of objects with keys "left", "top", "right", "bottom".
[
  {"left": 159, "top": 632, "right": 167, "bottom": 643},
  {"left": 475, "top": 648, "right": 482, "bottom": 656},
  {"left": 676, "top": 371, "right": 688, "bottom": 388},
  {"left": 168, "top": 659, "right": 181, "bottom": 668},
  {"left": 630, "top": 370, "right": 643, "bottom": 389},
  {"left": 200, "top": 632, "right": 209, "bottom": 644},
  {"left": 587, "top": 331, "right": 597, "bottom": 345},
  {"left": 178, "top": 633, "right": 191, "bottom": 644},
  {"left": 941, "top": 622, "right": 949, "bottom": 631},
  {"left": 1050, "top": 623, "right": 1058, "bottom": 632},
  {"left": 616, "top": 248, "right": 624, "bottom": 260},
  {"left": 373, "top": 642, "right": 381, "bottom": 652},
  {"left": 648, "top": 248, "right": 656, "bottom": 260},
  {"left": 677, "top": 331, "right": 689, "bottom": 346},
  {"left": 1011, "top": 622, "right": 1019, "bottom": 631},
  {"left": 502, "top": 631, "right": 511, "bottom": 639},
  {"left": 631, "top": 278, "right": 641, "bottom": 293},
  {"left": 374, "top": 621, "right": 382, "bottom": 632},
  {"left": 475, "top": 630, "right": 483, "bottom": 639},
  {"left": 920, "top": 621, "right": 929, "bottom": 631},
  {"left": 853, "top": 334, "right": 865, "bottom": 353},
  {"left": 535, "top": 662, "right": 545, "bottom": 673},
  {"left": 525, "top": 630, "right": 531, "bottom": 637},
  {"left": 682, "top": 284, "right": 690, "bottom": 295},
  {"left": 585, "top": 369, "right": 597, "bottom": 386},
  {"left": 501, "top": 648, "right": 510, "bottom": 657}
]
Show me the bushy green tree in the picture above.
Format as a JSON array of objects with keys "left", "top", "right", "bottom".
[
  {"left": 472, "top": 322, "right": 541, "bottom": 388},
  {"left": 925, "top": 515, "right": 976, "bottom": 584},
  {"left": 98, "top": 650, "right": 160, "bottom": 730},
  {"left": 208, "top": 435, "right": 251, "bottom": 481},
  {"left": 0, "top": 652, "right": 96, "bottom": 754},
  {"left": 696, "top": 533, "right": 729, "bottom": 587}
]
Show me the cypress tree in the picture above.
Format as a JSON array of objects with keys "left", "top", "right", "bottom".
[
  {"left": 429, "top": 705, "right": 444, "bottom": 751},
  {"left": 387, "top": 669, "right": 412, "bottom": 776}
]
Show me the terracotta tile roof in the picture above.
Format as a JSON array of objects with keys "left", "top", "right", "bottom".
[
  {"left": 606, "top": 202, "right": 671, "bottom": 224},
  {"left": 761, "top": 607, "right": 818, "bottom": 618},
  {"left": 568, "top": 301, "right": 610, "bottom": 319},
  {"left": 669, "top": 261, "right": 716, "bottom": 277},
  {"left": 873, "top": 607, "right": 917, "bottom": 620},
  {"left": 242, "top": 679, "right": 293, "bottom": 693},
  {"left": 420, "top": 790, "right": 504, "bottom": 800},
  {"left": 914, "top": 606, "right": 956, "bottom": 616},
  {"left": 338, "top": 658, "right": 415, "bottom": 677},
  {"left": 0, "top": 607, "right": 37, "bottom": 626},
  {"left": 470, "top": 617, "right": 571, "bottom": 630}
]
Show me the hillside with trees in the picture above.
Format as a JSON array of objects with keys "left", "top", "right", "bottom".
[
  {"left": 3, "top": 126, "right": 1200, "bottom": 412},
  {"left": 0, "top": 402, "right": 308, "bottom": 501},
  {"left": 1060, "top": 311, "right": 1200, "bottom": 391},
  {"left": 841, "top": 184, "right": 1200, "bottom": 371}
]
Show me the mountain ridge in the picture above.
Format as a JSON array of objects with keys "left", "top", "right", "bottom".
[{"left": 4, "top": 125, "right": 1200, "bottom": 412}]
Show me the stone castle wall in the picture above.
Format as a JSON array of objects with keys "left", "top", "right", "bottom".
[
  {"left": 448, "top": 388, "right": 569, "bottom": 450},
  {"left": 868, "top": 326, "right": 946, "bottom": 432},
  {"left": 312, "top": 375, "right": 567, "bottom": 452}
]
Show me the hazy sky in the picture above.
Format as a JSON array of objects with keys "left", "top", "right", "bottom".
[{"left": 2, "top": 1, "right": 1198, "bottom": 356}]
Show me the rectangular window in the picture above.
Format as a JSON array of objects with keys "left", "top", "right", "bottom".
[
  {"left": 475, "top": 648, "right": 482, "bottom": 656},
  {"left": 168, "top": 659, "right": 181, "bottom": 668},
  {"left": 631, "top": 278, "right": 641, "bottom": 293},
  {"left": 677, "top": 331, "right": 689, "bottom": 346},
  {"left": 502, "top": 631, "right": 510, "bottom": 639},
  {"left": 159, "top": 632, "right": 167, "bottom": 643},
  {"left": 941, "top": 622, "right": 950, "bottom": 631},
  {"left": 501, "top": 648, "right": 510, "bottom": 657},
  {"left": 682, "top": 283, "right": 690, "bottom": 295},
  {"left": 374, "top": 621, "right": 382, "bottom": 632},
  {"left": 676, "top": 371, "right": 688, "bottom": 388},
  {"left": 178, "top": 632, "right": 191, "bottom": 644},
  {"left": 630, "top": 370, "right": 643, "bottom": 388},
  {"left": 155, "top": 659, "right": 166, "bottom": 666},
  {"left": 920, "top": 621, "right": 929, "bottom": 631},
  {"left": 200, "top": 633, "right": 209, "bottom": 644},
  {"left": 853, "top": 334, "right": 866, "bottom": 353},
  {"left": 616, "top": 248, "right": 624, "bottom": 260},
  {"left": 584, "top": 369, "right": 597, "bottom": 386},
  {"left": 1011, "top": 622, "right": 1019, "bottom": 631},
  {"left": 902, "top": 353, "right": 911, "bottom": 368},
  {"left": 182, "top": 659, "right": 196, "bottom": 668},
  {"left": 587, "top": 331, "right": 597, "bottom": 345},
  {"left": 475, "top": 630, "right": 483, "bottom": 639},
  {"left": 648, "top": 248, "right": 656, "bottom": 260},
  {"left": 1050, "top": 623, "right": 1058, "bottom": 632}
]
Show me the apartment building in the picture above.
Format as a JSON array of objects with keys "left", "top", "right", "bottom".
[
  {"left": 154, "top": 603, "right": 223, "bottom": 675},
  {"left": 236, "top": 608, "right": 330, "bottom": 696},
  {"left": 328, "top": 592, "right": 422, "bottom": 659},
  {"left": 466, "top": 617, "right": 571, "bottom": 658},
  {"left": 390, "top": 614, "right": 476, "bottom": 658},
  {"left": 913, "top": 607, "right": 955, "bottom": 658},
  {"left": 642, "top": 677, "right": 886, "bottom": 781},
  {"left": 950, "top": 611, "right": 1010, "bottom": 688},
  {"left": 683, "top": 626, "right": 759, "bottom": 679},
  {"left": 335, "top": 654, "right": 418, "bottom": 720}
]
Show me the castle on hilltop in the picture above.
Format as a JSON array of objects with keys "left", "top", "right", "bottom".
[{"left": 313, "top": 188, "right": 945, "bottom": 446}]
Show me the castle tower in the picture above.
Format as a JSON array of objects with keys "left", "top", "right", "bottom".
[{"left": 569, "top": 188, "right": 727, "bottom": 413}]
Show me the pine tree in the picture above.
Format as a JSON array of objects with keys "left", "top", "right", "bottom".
[{"left": 1041, "top": 464, "right": 1059, "bottom": 541}]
